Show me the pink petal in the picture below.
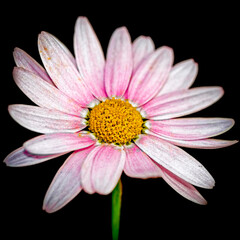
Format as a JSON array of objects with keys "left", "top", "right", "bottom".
[
  {"left": 157, "top": 135, "right": 238, "bottom": 149},
  {"left": 132, "top": 36, "right": 155, "bottom": 71},
  {"left": 80, "top": 147, "right": 96, "bottom": 194},
  {"left": 148, "top": 117, "right": 234, "bottom": 140},
  {"left": 4, "top": 147, "right": 66, "bottom": 167},
  {"left": 124, "top": 144, "right": 162, "bottom": 179},
  {"left": 81, "top": 145, "right": 126, "bottom": 195},
  {"left": 43, "top": 146, "right": 94, "bottom": 213},
  {"left": 135, "top": 134, "right": 215, "bottom": 189},
  {"left": 13, "top": 47, "right": 54, "bottom": 85},
  {"left": 74, "top": 17, "right": 107, "bottom": 100},
  {"left": 50, "top": 34, "right": 77, "bottom": 67},
  {"left": 140, "top": 87, "right": 224, "bottom": 120},
  {"left": 23, "top": 132, "right": 96, "bottom": 155},
  {"left": 38, "top": 31, "right": 95, "bottom": 107},
  {"left": 123, "top": 36, "right": 155, "bottom": 100},
  {"left": 158, "top": 59, "right": 198, "bottom": 96},
  {"left": 104, "top": 27, "right": 133, "bottom": 98},
  {"left": 127, "top": 46, "right": 174, "bottom": 106},
  {"left": 160, "top": 166, "right": 207, "bottom": 205},
  {"left": 13, "top": 67, "right": 85, "bottom": 116},
  {"left": 8, "top": 104, "right": 86, "bottom": 134}
]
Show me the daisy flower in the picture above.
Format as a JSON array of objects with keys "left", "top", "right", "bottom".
[{"left": 4, "top": 16, "right": 237, "bottom": 214}]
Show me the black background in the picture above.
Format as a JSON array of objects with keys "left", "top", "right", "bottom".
[{"left": 1, "top": 2, "right": 239, "bottom": 239}]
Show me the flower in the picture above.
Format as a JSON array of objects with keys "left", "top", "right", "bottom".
[{"left": 4, "top": 16, "right": 237, "bottom": 213}]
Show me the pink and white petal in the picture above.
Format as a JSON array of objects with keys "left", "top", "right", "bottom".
[
  {"left": 147, "top": 129, "right": 238, "bottom": 149},
  {"left": 147, "top": 118, "right": 235, "bottom": 140},
  {"left": 158, "top": 59, "right": 198, "bottom": 96},
  {"left": 74, "top": 17, "right": 107, "bottom": 100},
  {"left": 124, "top": 144, "right": 162, "bottom": 179},
  {"left": 38, "top": 31, "right": 95, "bottom": 107},
  {"left": 160, "top": 136, "right": 238, "bottom": 149},
  {"left": 23, "top": 132, "right": 96, "bottom": 155},
  {"left": 51, "top": 34, "right": 77, "bottom": 67},
  {"left": 140, "top": 87, "right": 224, "bottom": 120},
  {"left": 13, "top": 67, "right": 85, "bottom": 117},
  {"left": 104, "top": 27, "right": 133, "bottom": 98},
  {"left": 8, "top": 104, "right": 86, "bottom": 134},
  {"left": 127, "top": 47, "right": 174, "bottom": 106},
  {"left": 123, "top": 37, "right": 155, "bottom": 100},
  {"left": 91, "top": 145, "right": 126, "bottom": 194},
  {"left": 13, "top": 47, "right": 53, "bottom": 85},
  {"left": 43, "top": 146, "right": 94, "bottom": 213},
  {"left": 160, "top": 166, "right": 207, "bottom": 205},
  {"left": 135, "top": 134, "right": 215, "bottom": 189},
  {"left": 132, "top": 36, "right": 155, "bottom": 71},
  {"left": 4, "top": 147, "right": 66, "bottom": 167},
  {"left": 81, "top": 145, "right": 126, "bottom": 195},
  {"left": 80, "top": 146, "right": 96, "bottom": 194}
]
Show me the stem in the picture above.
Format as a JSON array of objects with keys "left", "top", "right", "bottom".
[{"left": 111, "top": 179, "right": 122, "bottom": 240}]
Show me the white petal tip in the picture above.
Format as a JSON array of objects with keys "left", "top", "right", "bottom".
[
  {"left": 160, "top": 46, "right": 174, "bottom": 56},
  {"left": 42, "top": 206, "right": 53, "bottom": 214},
  {"left": 3, "top": 150, "right": 17, "bottom": 167},
  {"left": 3, "top": 155, "right": 13, "bottom": 166},
  {"left": 75, "top": 16, "right": 90, "bottom": 28},
  {"left": 209, "top": 180, "right": 215, "bottom": 189},
  {"left": 38, "top": 31, "right": 45, "bottom": 37},
  {"left": 38, "top": 31, "right": 50, "bottom": 41},
  {"left": 3, "top": 158, "right": 9, "bottom": 166},
  {"left": 42, "top": 202, "right": 58, "bottom": 214},
  {"left": 112, "top": 26, "right": 130, "bottom": 39},
  {"left": 13, "top": 47, "right": 21, "bottom": 55},
  {"left": 218, "top": 86, "right": 224, "bottom": 96},
  {"left": 77, "top": 16, "right": 88, "bottom": 21},
  {"left": 204, "top": 178, "right": 215, "bottom": 189},
  {"left": 116, "top": 26, "right": 128, "bottom": 32}
]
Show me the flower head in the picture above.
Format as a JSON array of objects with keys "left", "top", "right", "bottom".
[{"left": 4, "top": 16, "right": 237, "bottom": 213}]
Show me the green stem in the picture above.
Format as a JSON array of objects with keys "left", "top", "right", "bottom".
[{"left": 111, "top": 179, "right": 122, "bottom": 240}]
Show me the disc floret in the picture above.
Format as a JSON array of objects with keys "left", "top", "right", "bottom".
[{"left": 88, "top": 98, "right": 143, "bottom": 145}]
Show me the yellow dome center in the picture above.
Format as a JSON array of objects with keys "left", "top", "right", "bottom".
[{"left": 88, "top": 98, "right": 143, "bottom": 145}]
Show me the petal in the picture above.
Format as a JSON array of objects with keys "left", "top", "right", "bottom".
[
  {"left": 135, "top": 134, "right": 215, "bottom": 189},
  {"left": 38, "top": 31, "right": 95, "bottom": 107},
  {"left": 140, "top": 87, "right": 224, "bottom": 120},
  {"left": 81, "top": 145, "right": 126, "bottom": 195},
  {"left": 8, "top": 104, "right": 86, "bottom": 134},
  {"left": 23, "top": 132, "right": 96, "bottom": 155},
  {"left": 160, "top": 166, "right": 207, "bottom": 205},
  {"left": 132, "top": 36, "right": 155, "bottom": 71},
  {"left": 80, "top": 147, "right": 96, "bottom": 194},
  {"left": 104, "top": 27, "right": 133, "bottom": 98},
  {"left": 124, "top": 144, "right": 162, "bottom": 179},
  {"left": 127, "top": 46, "right": 174, "bottom": 106},
  {"left": 91, "top": 145, "right": 126, "bottom": 194},
  {"left": 43, "top": 146, "right": 94, "bottom": 213},
  {"left": 50, "top": 34, "right": 77, "bottom": 67},
  {"left": 13, "top": 47, "right": 54, "bottom": 85},
  {"left": 158, "top": 59, "right": 198, "bottom": 96},
  {"left": 148, "top": 117, "right": 234, "bottom": 140},
  {"left": 156, "top": 135, "right": 238, "bottom": 149},
  {"left": 13, "top": 67, "right": 85, "bottom": 116},
  {"left": 74, "top": 17, "right": 107, "bottom": 100},
  {"left": 4, "top": 147, "right": 65, "bottom": 167}
]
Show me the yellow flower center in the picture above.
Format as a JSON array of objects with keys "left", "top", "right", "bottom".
[{"left": 88, "top": 98, "right": 143, "bottom": 145}]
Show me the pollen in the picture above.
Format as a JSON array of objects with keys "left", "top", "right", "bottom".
[{"left": 88, "top": 98, "right": 143, "bottom": 145}]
